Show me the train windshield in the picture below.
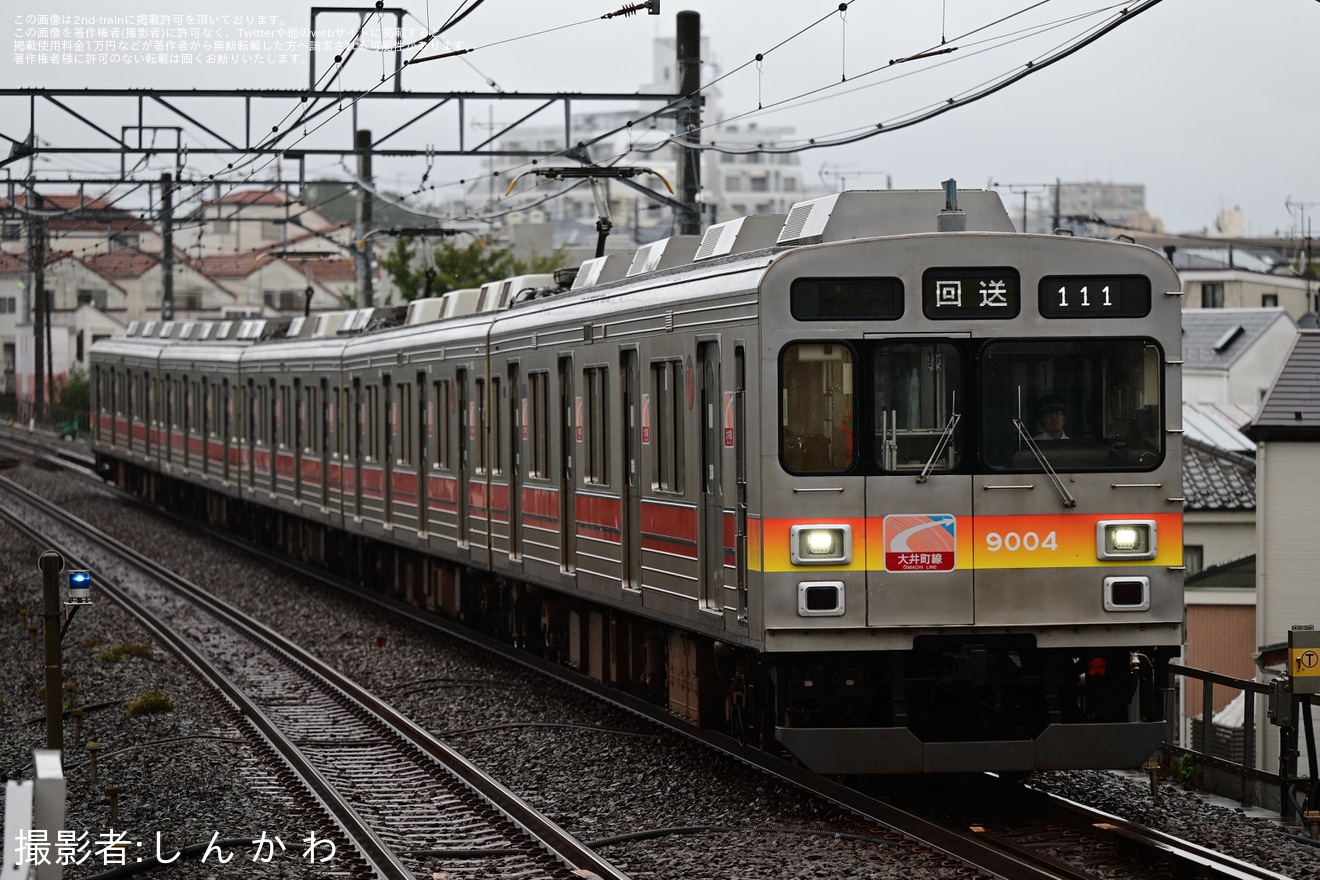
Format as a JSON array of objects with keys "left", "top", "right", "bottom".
[
  {"left": 781, "top": 342, "right": 856, "bottom": 473},
  {"left": 979, "top": 338, "right": 1163, "bottom": 471}
]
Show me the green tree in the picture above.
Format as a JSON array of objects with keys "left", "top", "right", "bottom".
[
  {"left": 380, "top": 237, "right": 569, "bottom": 303},
  {"left": 58, "top": 364, "right": 90, "bottom": 419}
]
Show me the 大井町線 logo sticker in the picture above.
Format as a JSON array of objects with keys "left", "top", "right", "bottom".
[{"left": 883, "top": 514, "right": 956, "bottom": 572}]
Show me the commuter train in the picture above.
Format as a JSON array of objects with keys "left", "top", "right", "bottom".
[{"left": 90, "top": 187, "right": 1185, "bottom": 774}]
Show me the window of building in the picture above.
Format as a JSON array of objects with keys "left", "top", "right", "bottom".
[
  {"left": 210, "top": 218, "right": 232, "bottom": 234},
  {"left": 725, "top": 176, "right": 741, "bottom": 192},
  {"left": 1201, "top": 282, "right": 1224, "bottom": 308},
  {"left": 263, "top": 290, "right": 302, "bottom": 311},
  {"left": 749, "top": 175, "right": 769, "bottom": 192},
  {"left": 177, "top": 289, "right": 204, "bottom": 311},
  {"left": 260, "top": 219, "right": 283, "bottom": 240},
  {"left": 1184, "top": 544, "right": 1204, "bottom": 576},
  {"left": 0, "top": 297, "right": 15, "bottom": 314},
  {"left": 77, "top": 289, "right": 107, "bottom": 310},
  {"left": 1262, "top": 293, "right": 1278, "bottom": 308}
]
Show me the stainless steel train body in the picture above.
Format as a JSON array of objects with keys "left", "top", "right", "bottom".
[{"left": 91, "top": 189, "right": 1185, "bottom": 774}]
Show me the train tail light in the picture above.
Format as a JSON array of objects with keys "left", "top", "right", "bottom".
[{"left": 1088, "top": 657, "right": 1107, "bottom": 677}]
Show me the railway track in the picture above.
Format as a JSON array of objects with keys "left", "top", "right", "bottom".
[
  {"left": 0, "top": 469, "right": 630, "bottom": 880},
  {"left": 0, "top": 425, "right": 1300, "bottom": 879}
]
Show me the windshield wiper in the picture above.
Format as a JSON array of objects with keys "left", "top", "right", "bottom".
[
  {"left": 1012, "top": 418, "right": 1077, "bottom": 508},
  {"left": 916, "top": 412, "right": 961, "bottom": 483}
]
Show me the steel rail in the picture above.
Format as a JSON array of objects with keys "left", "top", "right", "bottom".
[{"left": 0, "top": 473, "right": 632, "bottom": 880}]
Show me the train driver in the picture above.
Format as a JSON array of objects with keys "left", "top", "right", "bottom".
[{"left": 1034, "top": 395, "right": 1070, "bottom": 440}]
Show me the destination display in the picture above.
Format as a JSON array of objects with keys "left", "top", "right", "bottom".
[
  {"left": 1039, "top": 275, "right": 1151, "bottom": 318},
  {"left": 921, "top": 267, "right": 1021, "bottom": 319},
  {"left": 790, "top": 277, "right": 905, "bottom": 320}
]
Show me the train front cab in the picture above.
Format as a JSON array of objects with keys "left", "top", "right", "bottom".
[{"left": 758, "top": 229, "right": 1184, "bottom": 774}]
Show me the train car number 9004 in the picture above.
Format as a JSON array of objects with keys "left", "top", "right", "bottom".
[{"left": 985, "top": 531, "right": 1058, "bottom": 552}]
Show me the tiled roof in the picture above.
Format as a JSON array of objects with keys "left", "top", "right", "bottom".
[
  {"left": 1182, "top": 308, "right": 1293, "bottom": 371},
  {"left": 189, "top": 252, "right": 277, "bottom": 277},
  {"left": 83, "top": 250, "right": 159, "bottom": 277},
  {"left": 1, "top": 193, "right": 152, "bottom": 232},
  {"left": 288, "top": 258, "right": 357, "bottom": 282},
  {"left": 204, "top": 190, "right": 290, "bottom": 206},
  {"left": 1170, "top": 248, "right": 1289, "bottom": 274},
  {"left": 1247, "top": 330, "right": 1320, "bottom": 440},
  {"left": 0, "top": 252, "right": 26, "bottom": 274},
  {"left": 1183, "top": 437, "right": 1255, "bottom": 511},
  {"left": 1185, "top": 554, "right": 1255, "bottom": 590},
  {"left": 1183, "top": 401, "right": 1255, "bottom": 453}
]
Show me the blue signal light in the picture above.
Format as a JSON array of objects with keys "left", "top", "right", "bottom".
[{"left": 68, "top": 570, "right": 92, "bottom": 605}]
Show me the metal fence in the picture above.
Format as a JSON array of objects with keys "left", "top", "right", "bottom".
[{"left": 1168, "top": 663, "right": 1318, "bottom": 818}]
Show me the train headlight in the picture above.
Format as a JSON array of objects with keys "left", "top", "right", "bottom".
[
  {"left": 790, "top": 524, "right": 852, "bottom": 565},
  {"left": 1096, "top": 520, "right": 1157, "bottom": 560}
]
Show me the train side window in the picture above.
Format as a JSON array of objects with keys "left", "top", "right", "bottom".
[
  {"left": 474, "top": 378, "right": 486, "bottom": 474},
  {"left": 652, "top": 360, "right": 684, "bottom": 493},
  {"left": 584, "top": 366, "right": 609, "bottom": 485},
  {"left": 365, "top": 384, "right": 380, "bottom": 462},
  {"left": 780, "top": 342, "right": 855, "bottom": 474},
  {"left": 490, "top": 376, "right": 502, "bottom": 476},
  {"left": 874, "top": 341, "right": 963, "bottom": 473},
  {"left": 432, "top": 379, "right": 452, "bottom": 470},
  {"left": 528, "top": 372, "right": 549, "bottom": 479},
  {"left": 395, "top": 381, "right": 413, "bottom": 466}
]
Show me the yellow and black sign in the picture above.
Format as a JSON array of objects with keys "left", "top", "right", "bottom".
[{"left": 1290, "top": 627, "right": 1320, "bottom": 695}]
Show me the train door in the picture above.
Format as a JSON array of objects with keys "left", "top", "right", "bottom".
[
  {"left": 416, "top": 372, "right": 428, "bottom": 535},
  {"left": 698, "top": 341, "right": 724, "bottom": 612},
  {"left": 293, "top": 379, "right": 304, "bottom": 501},
  {"left": 865, "top": 337, "right": 973, "bottom": 626},
  {"left": 382, "top": 374, "right": 393, "bottom": 528},
  {"left": 733, "top": 343, "right": 749, "bottom": 622},
  {"left": 246, "top": 379, "right": 257, "bottom": 491},
  {"left": 558, "top": 356, "right": 575, "bottom": 573},
  {"left": 201, "top": 377, "right": 211, "bottom": 476},
  {"left": 507, "top": 362, "right": 521, "bottom": 560},
  {"left": 621, "top": 349, "right": 641, "bottom": 591},
  {"left": 352, "top": 377, "right": 363, "bottom": 521},
  {"left": 182, "top": 379, "right": 191, "bottom": 470},
  {"left": 456, "top": 368, "right": 470, "bottom": 547},
  {"left": 268, "top": 379, "right": 278, "bottom": 495},
  {"left": 221, "top": 379, "right": 231, "bottom": 485},
  {"left": 319, "top": 378, "right": 331, "bottom": 511}
]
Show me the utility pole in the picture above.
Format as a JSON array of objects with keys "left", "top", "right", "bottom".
[
  {"left": 28, "top": 186, "right": 47, "bottom": 422},
  {"left": 990, "top": 182, "right": 1049, "bottom": 233},
  {"left": 674, "top": 11, "right": 702, "bottom": 236},
  {"left": 160, "top": 172, "right": 174, "bottom": 321},
  {"left": 356, "top": 129, "right": 375, "bottom": 308}
]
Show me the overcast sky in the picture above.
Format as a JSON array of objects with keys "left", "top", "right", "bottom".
[{"left": 6, "top": 0, "right": 1319, "bottom": 236}]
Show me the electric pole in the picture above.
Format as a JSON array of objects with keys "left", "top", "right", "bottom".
[
  {"left": 674, "top": 11, "right": 702, "bottom": 236},
  {"left": 28, "top": 186, "right": 47, "bottom": 422},
  {"left": 161, "top": 172, "right": 174, "bottom": 321},
  {"left": 356, "top": 129, "right": 375, "bottom": 308}
]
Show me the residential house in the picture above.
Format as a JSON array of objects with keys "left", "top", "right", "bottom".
[
  {"left": 1243, "top": 330, "right": 1320, "bottom": 797},
  {"left": 1173, "top": 248, "right": 1313, "bottom": 321},
  {"left": 1181, "top": 308, "right": 1296, "bottom": 411}
]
